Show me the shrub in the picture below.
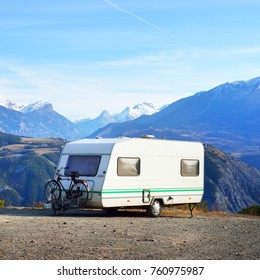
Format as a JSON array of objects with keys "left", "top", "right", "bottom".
[
  {"left": 239, "top": 205, "right": 260, "bottom": 216},
  {"left": 198, "top": 200, "right": 208, "bottom": 212},
  {"left": 0, "top": 200, "right": 5, "bottom": 208}
]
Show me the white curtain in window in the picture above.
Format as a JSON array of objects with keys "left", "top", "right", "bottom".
[{"left": 65, "top": 156, "right": 100, "bottom": 176}]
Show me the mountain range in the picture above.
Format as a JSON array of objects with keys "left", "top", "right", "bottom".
[
  {"left": 0, "top": 101, "right": 80, "bottom": 140},
  {"left": 90, "top": 77, "right": 260, "bottom": 169},
  {"left": 0, "top": 100, "right": 159, "bottom": 140},
  {"left": 1, "top": 77, "right": 260, "bottom": 169},
  {"left": 74, "top": 102, "right": 158, "bottom": 136}
]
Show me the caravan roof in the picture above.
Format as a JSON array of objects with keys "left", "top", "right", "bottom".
[
  {"left": 62, "top": 138, "right": 128, "bottom": 154},
  {"left": 62, "top": 138, "right": 204, "bottom": 157}
]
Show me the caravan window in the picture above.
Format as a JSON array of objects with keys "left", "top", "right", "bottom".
[
  {"left": 65, "top": 155, "right": 101, "bottom": 176},
  {"left": 181, "top": 159, "right": 199, "bottom": 177},
  {"left": 117, "top": 157, "right": 140, "bottom": 176}
]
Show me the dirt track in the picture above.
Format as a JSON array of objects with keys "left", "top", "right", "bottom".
[{"left": 0, "top": 208, "right": 259, "bottom": 260}]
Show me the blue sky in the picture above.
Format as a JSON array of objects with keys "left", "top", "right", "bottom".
[{"left": 0, "top": 0, "right": 260, "bottom": 120}]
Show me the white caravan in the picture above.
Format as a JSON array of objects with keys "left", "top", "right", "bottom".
[{"left": 56, "top": 137, "right": 204, "bottom": 217}]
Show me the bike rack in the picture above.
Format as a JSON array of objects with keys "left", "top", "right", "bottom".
[
  {"left": 51, "top": 184, "right": 91, "bottom": 216},
  {"left": 44, "top": 169, "right": 92, "bottom": 216},
  {"left": 52, "top": 197, "right": 78, "bottom": 216}
]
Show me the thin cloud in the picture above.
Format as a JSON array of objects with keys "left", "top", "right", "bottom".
[{"left": 103, "top": 0, "right": 172, "bottom": 37}]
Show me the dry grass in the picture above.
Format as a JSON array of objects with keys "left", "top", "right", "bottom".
[
  {"left": 0, "top": 144, "right": 25, "bottom": 152},
  {"left": 0, "top": 137, "right": 64, "bottom": 156},
  {"left": 162, "top": 207, "right": 234, "bottom": 217},
  {"left": 20, "top": 137, "right": 63, "bottom": 143}
]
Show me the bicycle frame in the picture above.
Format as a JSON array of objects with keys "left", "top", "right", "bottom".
[{"left": 55, "top": 170, "right": 85, "bottom": 199}]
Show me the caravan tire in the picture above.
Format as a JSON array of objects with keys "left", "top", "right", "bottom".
[
  {"left": 105, "top": 208, "right": 118, "bottom": 216},
  {"left": 147, "top": 200, "right": 162, "bottom": 217}
]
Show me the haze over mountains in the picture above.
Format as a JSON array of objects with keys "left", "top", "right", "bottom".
[
  {"left": 75, "top": 102, "right": 159, "bottom": 136},
  {"left": 1, "top": 77, "right": 260, "bottom": 169}
]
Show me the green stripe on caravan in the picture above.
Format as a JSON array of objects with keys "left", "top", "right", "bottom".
[{"left": 102, "top": 188, "right": 203, "bottom": 195}]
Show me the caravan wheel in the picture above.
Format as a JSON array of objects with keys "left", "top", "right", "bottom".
[
  {"left": 105, "top": 208, "right": 118, "bottom": 216},
  {"left": 147, "top": 200, "right": 162, "bottom": 217}
]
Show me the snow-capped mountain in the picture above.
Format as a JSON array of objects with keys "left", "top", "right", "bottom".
[
  {"left": 113, "top": 102, "right": 158, "bottom": 122},
  {"left": 75, "top": 102, "right": 159, "bottom": 136},
  {"left": 0, "top": 100, "right": 52, "bottom": 113},
  {"left": 0, "top": 100, "right": 81, "bottom": 139},
  {"left": 0, "top": 100, "right": 160, "bottom": 139},
  {"left": 20, "top": 101, "right": 53, "bottom": 113},
  {"left": 92, "top": 77, "right": 260, "bottom": 138},
  {"left": 0, "top": 99, "right": 24, "bottom": 111}
]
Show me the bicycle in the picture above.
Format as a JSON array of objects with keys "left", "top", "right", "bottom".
[{"left": 44, "top": 167, "right": 89, "bottom": 208}]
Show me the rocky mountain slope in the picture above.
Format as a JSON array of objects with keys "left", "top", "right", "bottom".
[
  {"left": 204, "top": 145, "right": 260, "bottom": 212},
  {"left": 0, "top": 133, "right": 63, "bottom": 206}
]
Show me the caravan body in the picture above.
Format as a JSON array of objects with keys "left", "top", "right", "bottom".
[{"left": 57, "top": 138, "right": 204, "bottom": 216}]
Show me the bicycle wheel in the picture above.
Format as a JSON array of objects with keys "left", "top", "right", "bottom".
[
  {"left": 70, "top": 182, "right": 89, "bottom": 207},
  {"left": 44, "top": 180, "right": 61, "bottom": 202}
]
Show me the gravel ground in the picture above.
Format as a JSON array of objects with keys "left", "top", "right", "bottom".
[{"left": 0, "top": 207, "right": 259, "bottom": 260}]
